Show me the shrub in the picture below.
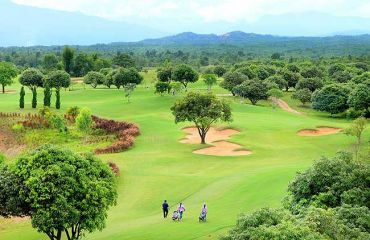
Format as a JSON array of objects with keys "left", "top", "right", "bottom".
[
  {"left": 65, "top": 106, "right": 80, "bottom": 122},
  {"left": 76, "top": 108, "right": 93, "bottom": 133},
  {"left": 108, "top": 161, "right": 120, "bottom": 176},
  {"left": 50, "top": 114, "right": 67, "bottom": 133},
  {"left": 11, "top": 123, "right": 24, "bottom": 133},
  {"left": 19, "top": 86, "right": 25, "bottom": 109}
]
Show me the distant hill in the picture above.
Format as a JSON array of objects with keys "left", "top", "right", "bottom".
[{"left": 138, "top": 31, "right": 370, "bottom": 46}]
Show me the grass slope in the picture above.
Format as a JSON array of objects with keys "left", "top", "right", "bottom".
[{"left": 0, "top": 72, "right": 366, "bottom": 240}]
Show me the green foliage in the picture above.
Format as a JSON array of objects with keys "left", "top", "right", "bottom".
[
  {"left": 301, "top": 66, "right": 325, "bottom": 79},
  {"left": 157, "top": 67, "right": 172, "bottom": 82},
  {"left": 55, "top": 88, "right": 60, "bottom": 109},
  {"left": 172, "top": 64, "right": 199, "bottom": 89},
  {"left": 124, "top": 83, "right": 136, "bottom": 102},
  {"left": 235, "top": 66, "right": 257, "bottom": 79},
  {"left": 12, "top": 123, "right": 24, "bottom": 133},
  {"left": 171, "top": 92, "right": 231, "bottom": 144},
  {"left": 104, "top": 68, "right": 117, "bottom": 88},
  {"left": 285, "top": 151, "right": 369, "bottom": 211},
  {"left": 76, "top": 108, "right": 93, "bottom": 133},
  {"left": 312, "top": 84, "right": 350, "bottom": 114},
  {"left": 344, "top": 117, "right": 367, "bottom": 146},
  {"left": 62, "top": 46, "right": 74, "bottom": 74},
  {"left": 233, "top": 80, "right": 269, "bottom": 105},
  {"left": 43, "top": 54, "right": 59, "bottom": 71},
  {"left": 154, "top": 82, "right": 170, "bottom": 96},
  {"left": 332, "top": 70, "right": 353, "bottom": 83},
  {"left": 43, "top": 83, "right": 51, "bottom": 107},
  {"left": 328, "top": 63, "right": 346, "bottom": 76},
  {"left": 19, "top": 86, "right": 25, "bottom": 109},
  {"left": 73, "top": 53, "right": 94, "bottom": 77},
  {"left": 0, "top": 62, "right": 17, "bottom": 93},
  {"left": 202, "top": 74, "right": 217, "bottom": 91},
  {"left": 282, "top": 70, "right": 302, "bottom": 90},
  {"left": 351, "top": 72, "right": 370, "bottom": 84},
  {"left": 113, "top": 52, "right": 135, "bottom": 68},
  {"left": 213, "top": 65, "right": 227, "bottom": 77},
  {"left": 169, "top": 82, "right": 182, "bottom": 95},
  {"left": 113, "top": 68, "right": 143, "bottom": 89},
  {"left": 265, "top": 75, "right": 288, "bottom": 90},
  {"left": 83, "top": 71, "right": 105, "bottom": 88},
  {"left": 296, "top": 78, "right": 324, "bottom": 92},
  {"left": 220, "top": 71, "right": 247, "bottom": 95},
  {"left": 267, "top": 88, "right": 283, "bottom": 99},
  {"left": 44, "top": 70, "right": 71, "bottom": 89},
  {"left": 32, "top": 88, "right": 37, "bottom": 109},
  {"left": 348, "top": 83, "right": 370, "bottom": 114},
  {"left": 19, "top": 68, "right": 44, "bottom": 89},
  {"left": 50, "top": 114, "right": 67, "bottom": 133},
  {"left": 65, "top": 106, "right": 80, "bottom": 122},
  {"left": 0, "top": 145, "right": 117, "bottom": 240},
  {"left": 292, "top": 88, "right": 312, "bottom": 105}
]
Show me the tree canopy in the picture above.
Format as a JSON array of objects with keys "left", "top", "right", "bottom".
[
  {"left": 172, "top": 64, "right": 199, "bottom": 89},
  {"left": 233, "top": 80, "right": 269, "bottom": 105},
  {"left": 171, "top": 92, "right": 232, "bottom": 144},
  {"left": 0, "top": 145, "right": 117, "bottom": 240},
  {"left": 312, "top": 84, "right": 350, "bottom": 114},
  {"left": 0, "top": 61, "right": 17, "bottom": 93}
]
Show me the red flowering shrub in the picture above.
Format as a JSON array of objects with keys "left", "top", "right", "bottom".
[
  {"left": 108, "top": 161, "right": 120, "bottom": 176},
  {"left": 92, "top": 115, "right": 140, "bottom": 154}
]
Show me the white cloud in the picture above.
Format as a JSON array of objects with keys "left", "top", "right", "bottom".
[{"left": 11, "top": 0, "right": 370, "bottom": 22}]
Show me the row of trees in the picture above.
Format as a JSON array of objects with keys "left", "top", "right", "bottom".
[{"left": 19, "top": 68, "right": 71, "bottom": 109}]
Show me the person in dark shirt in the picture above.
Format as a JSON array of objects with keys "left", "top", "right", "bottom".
[{"left": 162, "top": 200, "right": 169, "bottom": 218}]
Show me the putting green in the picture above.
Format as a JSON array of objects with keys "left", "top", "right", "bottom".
[{"left": 0, "top": 73, "right": 364, "bottom": 240}]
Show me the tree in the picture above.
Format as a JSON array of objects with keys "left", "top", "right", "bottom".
[
  {"left": 157, "top": 67, "right": 172, "bottom": 82},
  {"left": 301, "top": 66, "right": 325, "bottom": 79},
  {"left": 43, "top": 54, "right": 59, "bottom": 71},
  {"left": 172, "top": 64, "right": 199, "bottom": 90},
  {"left": 282, "top": 70, "right": 301, "bottom": 91},
  {"left": 348, "top": 83, "right": 370, "bottom": 115},
  {"left": 19, "top": 68, "right": 44, "bottom": 109},
  {"left": 312, "top": 84, "right": 350, "bottom": 115},
  {"left": 292, "top": 88, "right": 312, "bottom": 106},
  {"left": 169, "top": 82, "right": 182, "bottom": 95},
  {"left": 103, "top": 68, "right": 117, "bottom": 88},
  {"left": 19, "top": 86, "right": 25, "bottom": 109},
  {"left": 235, "top": 66, "right": 257, "bottom": 79},
  {"left": 351, "top": 72, "right": 370, "bottom": 84},
  {"left": 0, "top": 145, "right": 117, "bottom": 240},
  {"left": 113, "top": 68, "right": 143, "bottom": 89},
  {"left": 271, "top": 52, "right": 282, "bottom": 60},
  {"left": 203, "top": 74, "right": 217, "bottom": 91},
  {"left": 332, "top": 70, "right": 353, "bottom": 83},
  {"left": 268, "top": 88, "right": 284, "bottom": 109},
  {"left": 113, "top": 52, "right": 135, "bottom": 68},
  {"left": 124, "top": 83, "right": 136, "bottom": 102},
  {"left": 214, "top": 65, "right": 227, "bottom": 77},
  {"left": 296, "top": 78, "right": 324, "bottom": 92},
  {"left": 43, "top": 83, "right": 51, "bottom": 107},
  {"left": 344, "top": 117, "right": 367, "bottom": 160},
  {"left": 0, "top": 62, "right": 17, "bottom": 93},
  {"left": 265, "top": 75, "right": 288, "bottom": 90},
  {"left": 76, "top": 108, "right": 93, "bottom": 133},
  {"left": 62, "top": 46, "right": 74, "bottom": 74},
  {"left": 328, "top": 63, "right": 346, "bottom": 76},
  {"left": 44, "top": 70, "right": 71, "bottom": 109},
  {"left": 155, "top": 82, "right": 170, "bottom": 96},
  {"left": 73, "top": 53, "right": 94, "bottom": 77},
  {"left": 233, "top": 80, "right": 269, "bottom": 105},
  {"left": 171, "top": 92, "right": 232, "bottom": 144},
  {"left": 285, "top": 151, "right": 369, "bottom": 212},
  {"left": 83, "top": 71, "right": 105, "bottom": 88},
  {"left": 220, "top": 71, "right": 247, "bottom": 95}
]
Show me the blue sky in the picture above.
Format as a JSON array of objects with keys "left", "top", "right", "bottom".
[{"left": 10, "top": 0, "right": 370, "bottom": 23}]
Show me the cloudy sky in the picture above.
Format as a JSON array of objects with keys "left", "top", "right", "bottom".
[{"left": 11, "top": 0, "right": 370, "bottom": 23}]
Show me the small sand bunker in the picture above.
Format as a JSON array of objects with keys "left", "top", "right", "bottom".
[
  {"left": 180, "top": 127, "right": 252, "bottom": 156},
  {"left": 298, "top": 127, "right": 342, "bottom": 136}
]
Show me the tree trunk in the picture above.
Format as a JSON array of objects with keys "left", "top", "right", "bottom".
[
  {"left": 2, "top": 85, "right": 4, "bottom": 93},
  {"left": 197, "top": 127, "right": 208, "bottom": 144}
]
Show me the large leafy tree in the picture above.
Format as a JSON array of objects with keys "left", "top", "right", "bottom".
[
  {"left": 19, "top": 68, "right": 44, "bottom": 108},
  {"left": 73, "top": 53, "right": 94, "bottom": 77},
  {"left": 113, "top": 52, "right": 135, "bottom": 68},
  {"left": 292, "top": 88, "right": 312, "bottom": 106},
  {"left": 282, "top": 70, "right": 302, "bottom": 91},
  {"left": 213, "top": 65, "right": 227, "bottom": 77},
  {"left": 172, "top": 64, "right": 199, "bottom": 89},
  {"left": 157, "top": 67, "right": 172, "bottom": 82},
  {"left": 62, "top": 46, "right": 74, "bottom": 74},
  {"left": 113, "top": 68, "right": 143, "bottom": 89},
  {"left": 83, "top": 71, "right": 106, "bottom": 88},
  {"left": 0, "top": 145, "right": 118, "bottom": 240},
  {"left": 43, "top": 54, "right": 59, "bottom": 71},
  {"left": 348, "top": 83, "right": 370, "bottom": 115},
  {"left": 220, "top": 71, "right": 247, "bottom": 95},
  {"left": 312, "top": 84, "right": 350, "bottom": 115},
  {"left": 171, "top": 92, "right": 232, "bottom": 144},
  {"left": 0, "top": 61, "right": 17, "bottom": 93},
  {"left": 44, "top": 70, "right": 71, "bottom": 109},
  {"left": 295, "top": 77, "right": 324, "bottom": 92},
  {"left": 202, "top": 73, "right": 217, "bottom": 91},
  {"left": 233, "top": 80, "right": 269, "bottom": 105}
]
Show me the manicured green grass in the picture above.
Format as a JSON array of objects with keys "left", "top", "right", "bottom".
[{"left": 0, "top": 72, "right": 368, "bottom": 240}]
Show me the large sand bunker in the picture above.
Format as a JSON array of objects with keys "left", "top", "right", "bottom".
[
  {"left": 180, "top": 127, "right": 252, "bottom": 156},
  {"left": 298, "top": 127, "right": 342, "bottom": 136}
]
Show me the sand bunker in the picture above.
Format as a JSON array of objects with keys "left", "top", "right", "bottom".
[
  {"left": 180, "top": 127, "right": 252, "bottom": 156},
  {"left": 298, "top": 127, "right": 342, "bottom": 136}
]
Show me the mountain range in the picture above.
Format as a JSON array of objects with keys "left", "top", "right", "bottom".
[{"left": 1, "top": 0, "right": 370, "bottom": 47}]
